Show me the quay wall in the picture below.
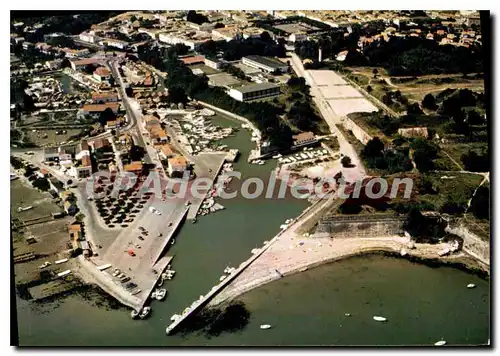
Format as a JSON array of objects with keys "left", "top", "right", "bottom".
[
  {"left": 315, "top": 214, "right": 405, "bottom": 238},
  {"left": 341, "top": 116, "right": 373, "bottom": 145}
]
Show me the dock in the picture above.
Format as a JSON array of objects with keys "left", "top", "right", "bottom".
[{"left": 187, "top": 153, "right": 226, "bottom": 220}]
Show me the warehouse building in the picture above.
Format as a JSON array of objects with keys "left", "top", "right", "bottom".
[
  {"left": 228, "top": 82, "right": 281, "bottom": 102},
  {"left": 241, "top": 55, "right": 289, "bottom": 73}
]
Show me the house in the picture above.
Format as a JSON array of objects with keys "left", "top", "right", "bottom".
[
  {"left": 93, "top": 67, "right": 111, "bottom": 82},
  {"left": 149, "top": 127, "right": 169, "bottom": 143},
  {"left": 292, "top": 132, "right": 317, "bottom": 148},
  {"left": 70, "top": 58, "right": 100, "bottom": 71},
  {"left": 157, "top": 143, "right": 175, "bottom": 159},
  {"left": 204, "top": 57, "right": 222, "bottom": 69},
  {"left": 123, "top": 161, "right": 143, "bottom": 175},
  {"left": 62, "top": 48, "right": 90, "bottom": 58},
  {"left": 79, "top": 32, "right": 95, "bottom": 43},
  {"left": 167, "top": 155, "right": 188, "bottom": 176},
  {"left": 64, "top": 201, "right": 78, "bottom": 216},
  {"left": 45, "top": 59, "right": 62, "bottom": 70},
  {"left": 68, "top": 221, "right": 83, "bottom": 242},
  {"left": 105, "top": 118, "right": 123, "bottom": 130},
  {"left": 92, "top": 138, "right": 111, "bottom": 150},
  {"left": 180, "top": 55, "right": 205, "bottom": 66},
  {"left": 82, "top": 102, "right": 121, "bottom": 117},
  {"left": 75, "top": 140, "right": 90, "bottom": 160},
  {"left": 398, "top": 127, "right": 429, "bottom": 139},
  {"left": 22, "top": 41, "right": 34, "bottom": 50},
  {"left": 289, "top": 33, "right": 307, "bottom": 43},
  {"left": 92, "top": 92, "right": 119, "bottom": 103},
  {"left": 70, "top": 153, "right": 92, "bottom": 178}
]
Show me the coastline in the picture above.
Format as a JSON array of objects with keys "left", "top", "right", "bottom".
[{"left": 208, "top": 236, "right": 490, "bottom": 308}]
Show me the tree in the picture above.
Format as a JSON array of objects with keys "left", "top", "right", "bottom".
[
  {"left": 366, "top": 85, "right": 373, "bottom": 92},
  {"left": 341, "top": 156, "right": 352, "bottom": 167},
  {"left": 128, "top": 145, "right": 145, "bottom": 162},
  {"left": 75, "top": 213, "right": 85, "bottom": 223},
  {"left": 125, "top": 87, "right": 134, "bottom": 97},
  {"left": 214, "top": 22, "right": 225, "bottom": 29},
  {"left": 422, "top": 93, "right": 437, "bottom": 110},
  {"left": 98, "top": 108, "right": 116, "bottom": 127},
  {"left": 260, "top": 31, "right": 272, "bottom": 42},
  {"left": 362, "top": 137, "right": 385, "bottom": 158},
  {"left": 406, "top": 102, "right": 423, "bottom": 115},
  {"left": 466, "top": 109, "right": 485, "bottom": 126},
  {"left": 61, "top": 58, "right": 72, "bottom": 69},
  {"left": 382, "top": 93, "right": 393, "bottom": 106},
  {"left": 166, "top": 86, "right": 188, "bottom": 104},
  {"left": 470, "top": 186, "right": 489, "bottom": 220},
  {"left": 410, "top": 138, "right": 439, "bottom": 172}
]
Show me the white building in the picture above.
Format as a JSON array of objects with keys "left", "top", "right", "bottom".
[
  {"left": 79, "top": 32, "right": 95, "bottom": 43},
  {"left": 228, "top": 82, "right": 280, "bottom": 102}
]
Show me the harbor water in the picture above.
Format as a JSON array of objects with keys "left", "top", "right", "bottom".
[{"left": 13, "top": 113, "right": 490, "bottom": 346}]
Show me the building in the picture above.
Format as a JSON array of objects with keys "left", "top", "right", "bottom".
[
  {"left": 93, "top": 67, "right": 111, "bottom": 82},
  {"left": 75, "top": 140, "right": 90, "bottom": 160},
  {"left": 241, "top": 55, "right": 289, "bottom": 73},
  {"left": 105, "top": 117, "right": 124, "bottom": 130},
  {"left": 102, "top": 38, "right": 129, "bottom": 50},
  {"left": 70, "top": 153, "right": 92, "bottom": 178},
  {"left": 43, "top": 147, "right": 59, "bottom": 161},
  {"left": 157, "top": 143, "right": 175, "bottom": 160},
  {"left": 124, "top": 161, "right": 143, "bottom": 175},
  {"left": 289, "top": 33, "right": 307, "bottom": 43},
  {"left": 292, "top": 131, "right": 317, "bottom": 147},
  {"left": 68, "top": 221, "right": 83, "bottom": 242},
  {"left": 204, "top": 57, "right": 222, "bottom": 69},
  {"left": 79, "top": 32, "right": 95, "bottom": 43},
  {"left": 92, "top": 92, "right": 119, "bottom": 103},
  {"left": 92, "top": 138, "right": 111, "bottom": 150},
  {"left": 62, "top": 48, "right": 90, "bottom": 58},
  {"left": 398, "top": 127, "right": 429, "bottom": 139},
  {"left": 82, "top": 102, "right": 121, "bottom": 117},
  {"left": 22, "top": 41, "right": 34, "bottom": 50},
  {"left": 45, "top": 59, "right": 62, "bottom": 70},
  {"left": 167, "top": 155, "right": 188, "bottom": 176},
  {"left": 228, "top": 82, "right": 281, "bottom": 102},
  {"left": 70, "top": 58, "right": 100, "bottom": 71},
  {"left": 180, "top": 55, "right": 205, "bottom": 66}
]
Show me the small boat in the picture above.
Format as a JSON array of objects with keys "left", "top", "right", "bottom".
[
  {"left": 170, "top": 314, "right": 180, "bottom": 321},
  {"left": 434, "top": 340, "right": 446, "bottom": 346},
  {"left": 151, "top": 290, "right": 158, "bottom": 299},
  {"left": 155, "top": 288, "right": 167, "bottom": 301},
  {"left": 17, "top": 206, "right": 33, "bottom": 212},
  {"left": 345, "top": 313, "right": 351, "bottom": 317},
  {"left": 131, "top": 310, "right": 139, "bottom": 319},
  {"left": 219, "top": 275, "right": 227, "bottom": 281},
  {"left": 373, "top": 316, "right": 387, "bottom": 322},
  {"left": 139, "top": 307, "right": 151, "bottom": 319},
  {"left": 171, "top": 239, "right": 175, "bottom": 245},
  {"left": 467, "top": 283, "right": 476, "bottom": 289},
  {"left": 260, "top": 324, "right": 272, "bottom": 330}
]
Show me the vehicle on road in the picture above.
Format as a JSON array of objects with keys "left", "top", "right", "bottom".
[
  {"left": 168, "top": 222, "right": 173, "bottom": 227},
  {"left": 139, "top": 226, "right": 145, "bottom": 232},
  {"left": 121, "top": 277, "right": 131, "bottom": 283},
  {"left": 138, "top": 236, "right": 144, "bottom": 241}
]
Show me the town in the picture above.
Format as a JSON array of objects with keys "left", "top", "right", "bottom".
[{"left": 11, "top": 10, "right": 489, "bottom": 347}]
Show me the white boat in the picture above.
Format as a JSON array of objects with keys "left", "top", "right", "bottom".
[
  {"left": 170, "top": 314, "right": 180, "bottom": 321},
  {"left": 400, "top": 248, "right": 407, "bottom": 256},
  {"left": 373, "top": 316, "right": 387, "bottom": 322},
  {"left": 434, "top": 340, "right": 446, "bottom": 346},
  {"left": 57, "top": 270, "right": 71, "bottom": 278},
  {"left": 131, "top": 310, "right": 139, "bottom": 319},
  {"left": 155, "top": 288, "right": 167, "bottom": 301},
  {"left": 139, "top": 307, "right": 151, "bottom": 319},
  {"left": 55, "top": 258, "right": 68, "bottom": 264},
  {"left": 17, "top": 206, "right": 33, "bottom": 212},
  {"left": 345, "top": 313, "right": 351, "bottom": 317},
  {"left": 151, "top": 290, "right": 158, "bottom": 299},
  {"left": 219, "top": 275, "right": 227, "bottom": 281},
  {"left": 467, "top": 283, "right": 476, "bottom": 289},
  {"left": 260, "top": 324, "right": 272, "bottom": 330}
]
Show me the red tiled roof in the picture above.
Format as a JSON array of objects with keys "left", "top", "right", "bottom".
[
  {"left": 94, "top": 67, "right": 111, "bottom": 77},
  {"left": 82, "top": 102, "right": 120, "bottom": 113}
]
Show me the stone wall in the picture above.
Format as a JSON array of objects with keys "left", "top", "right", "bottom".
[
  {"left": 341, "top": 116, "right": 373, "bottom": 145},
  {"left": 315, "top": 214, "right": 405, "bottom": 238}
]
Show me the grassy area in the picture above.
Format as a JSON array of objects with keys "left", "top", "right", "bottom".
[
  {"left": 461, "top": 213, "right": 490, "bottom": 242},
  {"left": 417, "top": 172, "right": 484, "bottom": 213},
  {"left": 25, "top": 129, "right": 83, "bottom": 147},
  {"left": 439, "top": 142, "right": 488, "bottom": 169}
]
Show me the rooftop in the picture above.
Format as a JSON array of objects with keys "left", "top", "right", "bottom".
[
  {"left": 124, "top": 161, "right": 143, "bottom": 172},
  {"left": 168, "top": 156, "right": 188, "bottom": 167},
  {"left": 243, "top": 55, "right": 288, "bottom": 69},
  {"left": 232, "top": 82, "right": 281, "bottom": 94},
  {"left": 82, "top": 102, "right": 120, "bottom": 113}
]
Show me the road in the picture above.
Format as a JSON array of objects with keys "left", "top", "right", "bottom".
[{"left": 288, "top": 53, "right": 366, "bottom": 182}]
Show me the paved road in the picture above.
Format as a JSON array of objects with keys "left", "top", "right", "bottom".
[{"left": 289, "top": 53, "right": 366, "bottom": 182}]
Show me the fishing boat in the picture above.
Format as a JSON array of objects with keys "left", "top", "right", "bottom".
[
  {"left": 467, "top": 283, "right": 476, "bottom": 289},
  {"left": 155, "top": 288, "right": 167, "bottom": 301},
  {"left": 131, "top": 310, "right": 139, "bottom": 319},
  {"left": 17, "top": 206, "right": 33, "bottom": 212},
  {"left": 373, "top": 316, "right": 387, "bottom": 322},
  {"left": 170, "top": 314, "right": 180, "bottom": 321},
  {"left": 139, "top": 307, "right": 151, "bottom": 319},
  {"left": 260, "top": 324, "right": 272, "bottom": 330},
  {"left": 434, "top": 340, "right": 446, "bottom": 346},
  {"left": 151, "top": 290, "right": 158, "bottom": 299}
]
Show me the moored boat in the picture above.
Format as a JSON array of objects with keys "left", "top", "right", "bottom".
[
  {"left": 260, "top": 324, "right": 272, "bottom": 330},
  {"left": 155, "top": 288, "right": 167, "bottom": 301},
  {"left": 139, "top": 307, "right": 151, "bottom": 319},
  {"left": 467, "top": 283, "right": 476, "bottom": 289},
  {"left": 434, "top": 340, "right": 446, "bottom": 346},
  {"left": 373, "top": 316, "right": 387, "bottom": 322},
  {"left": 131, "top": 309, "right": 139, "bottom": 319}
]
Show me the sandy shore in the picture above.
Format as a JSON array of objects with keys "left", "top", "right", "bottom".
[{"left": 209, "top": 234, "right": 489, "bottom": 307}]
